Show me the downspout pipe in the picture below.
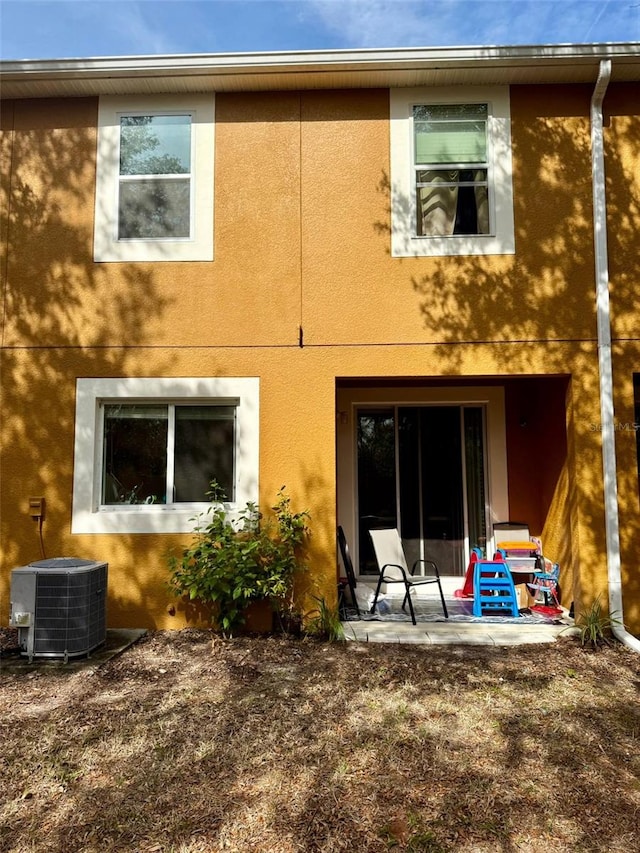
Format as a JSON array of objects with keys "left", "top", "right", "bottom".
[{"left": 590, "top": 59, "right": 640, "bottom": 652}]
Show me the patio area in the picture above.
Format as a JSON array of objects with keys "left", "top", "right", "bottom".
[{"left": 341, "top": 576, "right": 577, "bottom": 645}]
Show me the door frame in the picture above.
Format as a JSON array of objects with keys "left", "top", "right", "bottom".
[{"left": 336, "top": 384, "right": 509, "bottom": 578}]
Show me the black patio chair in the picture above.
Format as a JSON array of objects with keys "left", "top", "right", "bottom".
[{"left": 337, "top": 526, "right": 361, "bottom": 619}]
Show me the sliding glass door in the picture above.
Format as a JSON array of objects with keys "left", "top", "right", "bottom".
[{"left": 356, "top": 405, "right": 487, "bottom": 576}]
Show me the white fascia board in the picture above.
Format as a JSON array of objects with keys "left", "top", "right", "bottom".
[{"left": 2, "top": 42, "right": 639, "bottom": 73}]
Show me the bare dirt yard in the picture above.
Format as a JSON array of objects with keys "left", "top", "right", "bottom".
[{"left": 1, "top": 629, "right": 639, "bottom": 853}]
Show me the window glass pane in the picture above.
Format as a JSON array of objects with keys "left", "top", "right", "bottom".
[
  {"left": 419, "top": 406, "right": 465, "bottom": 575},
  {"left": 417, "top": 169, "right": 488, "bottom": 187},
  {"left": 414, "top": 104, "right": 487, "bottom": 166},
  {"left": 174, "top": 406, "right": 235, "bottom": 502},
  {"left": 118, "top": 178, "right": 191, "bottom": 239},
  {"left": 414, "top": 104, "right": 488, "bottom": 122},
  {"left": 416, "top": 170, "right": 489, "bottom": 236},
  {"left": 464, "top": 407, "right": 487, "bottom": 556},
  {"left": 398, "top": 407, "right": 421, "bottom": 570},
  {"left": 357, "top": 409, "right": 397, "bottom": 574},
  {"left": 103, "top": 405, "right": 168, "bottom": 504},
  {"left": 415, "top": 120, "right": 487, "bottom": 164},
  {"left": 120, "top": 115, "right": 191, "bottom": 176}
]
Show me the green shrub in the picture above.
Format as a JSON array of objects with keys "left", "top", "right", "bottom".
[
  {"left": 304, "top": 596, "right": 345, "bottom": 643},
  {"left": 168, "top": 483, "right": 309, "bottom": 635},
  {"left": 573, "top": 595, "right": 622, "bottom": 649}
]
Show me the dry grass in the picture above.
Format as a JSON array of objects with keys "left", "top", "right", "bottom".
[{"left": 1, "top": 630, "right": 639, "bottom": 853}]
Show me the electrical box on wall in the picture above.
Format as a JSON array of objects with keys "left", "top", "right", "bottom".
[{"left": 28, "top": 497, "right": 45, "bottom": 519}]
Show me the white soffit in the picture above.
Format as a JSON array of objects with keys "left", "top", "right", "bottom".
[{"left": 1, "top": 43, "right": 639, "bottom": 99}]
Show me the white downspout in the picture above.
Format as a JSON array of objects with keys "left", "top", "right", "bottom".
[{"left": 590, "top": 59, "right": 640, "bottom": 652}]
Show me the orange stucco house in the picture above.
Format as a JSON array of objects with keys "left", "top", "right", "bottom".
[{"left": 1, "top": 44, "right": 639, "bottom": 640}]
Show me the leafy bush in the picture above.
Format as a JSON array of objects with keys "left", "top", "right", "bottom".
[{"left": 168, "top": 483, "right": 309, "bottom": 635}]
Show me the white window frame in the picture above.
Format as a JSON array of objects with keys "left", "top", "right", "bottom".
[
  {"left": 390, "top": 86, "right": 515, "bottom": 258},
  {"left": 94, "top": 94, "right": 215, "bottom": 262},
  {"left": 72, "top": 377, "right": 259, "bottom": 533}
]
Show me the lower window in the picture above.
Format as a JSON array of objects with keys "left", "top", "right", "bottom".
[
  {"left": 103, "top": 403, "right": 235, "bottom": 505},
  {"left": 72, "top": 377, "right": 259, "bottom": 533}
]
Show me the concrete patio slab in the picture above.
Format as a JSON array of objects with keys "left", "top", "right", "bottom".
[{"left": 344, "top": 619, "right": 578, "bottom": 646}]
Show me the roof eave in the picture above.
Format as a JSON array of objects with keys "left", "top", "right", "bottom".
[{"left": 1, "top": 42, "right": 639, "bottom": 99}]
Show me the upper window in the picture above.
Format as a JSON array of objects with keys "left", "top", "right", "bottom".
[
  {"left": 390, "top": 87, "right": 514, "bottom": 257},
  {"left": 118, "top": 114, "right": 192, "bottom": 241},
  {"left": 94, "top": 95, "right": 214, "bottom": 262},
  {"left": 414, "top": 103, "right": 489, "bottom": 237},
  {"left": 72, "top": 378, "right": 259, "bottom": 533}
]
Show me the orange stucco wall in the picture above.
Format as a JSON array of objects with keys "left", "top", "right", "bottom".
[{"left": 1, "top": 83, "right": 639, "bottom": 632}]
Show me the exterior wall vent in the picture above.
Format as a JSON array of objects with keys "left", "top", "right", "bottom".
[{"left": 9, "top": 558, "right": 108, "bottom": 662}]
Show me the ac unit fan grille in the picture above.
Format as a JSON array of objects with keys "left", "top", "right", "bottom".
[{"left": 34, "top": 566, "right": 107, "bottom": 655}]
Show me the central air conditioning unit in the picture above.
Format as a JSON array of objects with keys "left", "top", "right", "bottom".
[{"left": 9, "top": 557, "right": 108, "bottom": 662}]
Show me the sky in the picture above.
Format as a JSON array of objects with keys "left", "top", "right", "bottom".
[{"left": 1, "top": 0, "right": 639, "bottom": 62}]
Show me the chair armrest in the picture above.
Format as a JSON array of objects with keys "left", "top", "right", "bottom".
[
  {"left": 411, "top": 558, "right": 442, "bottom": 578},
  {"left": 381, "top": 562, "right": 409, "bottom": 582}
]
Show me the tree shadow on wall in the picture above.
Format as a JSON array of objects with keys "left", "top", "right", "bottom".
[
  {"left": 0, "top": 99, "right": 173, "bottom": 593},
  {"left": 374, "top": 84, "right": 640, "bottom": 615}
]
